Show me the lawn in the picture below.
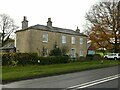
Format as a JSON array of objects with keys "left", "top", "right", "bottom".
[{"left": 2, "top": 60, "right": 120, "bottom": 83}]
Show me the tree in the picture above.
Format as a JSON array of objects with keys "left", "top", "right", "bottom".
[
  {"left": 85, "top": 1, "right": 120, "bottom": 53},
  {"left": 0, "top": 14, "right": 18, "bottom": 47},
  {"left": 89, "top": 25, "right": 113, "bottom": 54}
]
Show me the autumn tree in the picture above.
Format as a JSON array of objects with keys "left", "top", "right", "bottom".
[
  {"left": 85, "top": 1, "right": 120, "bottom": 53},
  {"left": 89, "top": 25, "right": 113, "bottom": 53},
  {"left": 0, "top": 14, "right": 18, "bottom": 47}
]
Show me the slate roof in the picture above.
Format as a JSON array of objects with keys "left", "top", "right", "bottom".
[{"left": 16, "top": 24, "right": 87, "bottom": 37}]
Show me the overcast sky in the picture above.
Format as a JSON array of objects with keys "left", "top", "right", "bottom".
[{"left": 0, "top": 0, "right": 100, "bottom": 33}]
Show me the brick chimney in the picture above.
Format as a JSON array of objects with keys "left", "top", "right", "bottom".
[
  {"left": 22, "top": 16, "right": 28, "bottom": 29},
  {"left": 47, "top": 18, "right": 52, "bottom": 27}
]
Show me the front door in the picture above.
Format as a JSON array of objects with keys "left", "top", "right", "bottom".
[{"left": 71, "top": 48, "right": 76, "bottom": 58}]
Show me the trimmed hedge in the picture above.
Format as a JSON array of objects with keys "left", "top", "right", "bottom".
[
  {"left": 1, "top": 53, "right": 69, "bottom": 66},
  {"left": 37, "top": 56, "right": 69, "bottom": 65},
  {"left": 2, "top": 53, "right": 38, "bottom": 66}
]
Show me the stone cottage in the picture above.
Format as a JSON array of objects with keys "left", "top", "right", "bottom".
[{"left": 15, "top": 16, "right": 87, "bottom": 58}]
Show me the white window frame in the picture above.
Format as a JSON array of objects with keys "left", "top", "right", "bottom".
[
  {"left": 80, "top": 38, "right": 83, "bottom": 44},
  {"left": 62, "top": 35, "right": 66, "bottom": 43},
  {"left": 43, "top": 32, "right": 48, "bottom": 42},
  {"left": 71, "top": 37, "right": 75, "bottom": 44}
]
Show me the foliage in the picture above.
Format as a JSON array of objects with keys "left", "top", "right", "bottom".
[
  {"left": 49, "top": 47, "right": 62, "bottom": 56},
  {"left": 85, "top": 1, "right": 120, "bottom": 53},
  {"left": 89, "top": 25, "right": 113, "bottom": 50},
  {"left": 49, "top": 43, "right": 60, "bottom": 56},
  {"left": 61, "top": 45, "right": 69, "bottom": 56},
  {"left": 86, "top": 54, "right": 102, "bottom": 60},
  {"left": 37, "top": 56, "right": 69, "bottom": 65},
  {"left": 2, "top": 53, "right": 69, "bottom": 66},
  {"left": 93, "top": 54, "right": 102, "bottom": 60},
  {"left": 49, "top": 43, "right": 69, "bottom": 56},
  {"left": 2, "top": 53, "right": 38, "bottom": 66}
]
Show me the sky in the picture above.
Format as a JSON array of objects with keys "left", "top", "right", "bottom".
[{"left": 0, "top": 0, "right": 100, "bottom": 34}]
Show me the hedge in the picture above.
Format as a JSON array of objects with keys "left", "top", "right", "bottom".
[
  {"left": 37, "top": 56, "right": 69, "bottom": 65},
  {"left": 1, "top": 53, "right": 69, "bottom": 66},
  {"left": 2, "top": 53, "right": 38, "bottom": 66},
  {"left": 86, "top": 54, "right": 102, "bottom": 60}
]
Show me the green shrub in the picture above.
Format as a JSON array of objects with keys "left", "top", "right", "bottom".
[
  {"left": 2, "top": 53, "right": 38, "bottom": 66},
  {"left": 86, "top": 54, "right": 102, "bottom": 60},
  {"left": 2, "top": 53, "right": 10, "bottom": 65},
  {"left": 37, "top": 56, "right": 69, "bottom": 65},
  {"left": 93, "top": 54, "right": 102, "bottom": 60},
  {"left": 49, "top": 48, "right": 62, "bottom": 56},
  {"left": 86, "top": 55, "right": 94, "bottom": 60},
  {"left": 2, "top": 53, "right": 69, "bottom": 66},
  {"left": 78, "top": 57, "right": 86, "bottom": 61}
]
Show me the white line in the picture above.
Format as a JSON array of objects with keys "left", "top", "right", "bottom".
[
  {"left": 77, "top": 76, "right": 119, "bottom": 89},
  {"left": 66, "top": 74, "right": 120, "bottom": 90}
]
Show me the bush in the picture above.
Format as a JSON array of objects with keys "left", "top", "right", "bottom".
[
  {"left": 78, "top": 57, "right": 86, "bottom": 61},
  {"left": 37, "top": 56, "right": 69, "bottom": 65},
  {"left": 49, "top": 47, "right": 62, "bottom": 56},
  {"left": 86, "top": 55, "right": 94, "bottom": 60},
  {"left": 86, "top": 54, "right": 102, "bottom": 60},
  {"left": 2, "top": 53, "right": 38, "bottom": 66},
  {"left": 93, "top": 54, "right": 102, "bottom": 60},
  {"left": 2, "top": 53, "right": 10, "bottom": 65},
  {"left": 2, "top": 53, "right": 69, "bottom": 66}
]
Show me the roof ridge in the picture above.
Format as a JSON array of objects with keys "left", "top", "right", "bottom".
[{"left": 16, "top": 24, "right": 87, "bottom": 37}]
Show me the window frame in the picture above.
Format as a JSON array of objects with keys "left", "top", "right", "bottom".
[
  {"left": 80, "top": 50, "right": 83, "bottom": 56},
  {"left": 71, "top": 36, "right": 75, "bottom": 44},
  {"left": 42, "top": 32, "right": 48, "bottom": 42},
  {"left": 80, "top": 38, "right": 83, "bottom": 44},
  {"left": 62, "top": 35, "right": 66, "bottom": 44}
]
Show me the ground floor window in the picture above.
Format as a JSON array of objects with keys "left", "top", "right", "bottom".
[{"left": 80, "top": 50, "right": 83, "bottom": 56}]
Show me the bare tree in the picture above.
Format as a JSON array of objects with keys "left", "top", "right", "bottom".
[
  {"left": 85, "top": 1, "right": 120, "bottom": 53},
  {"left": 0, "top": 14, "right": 18, "bottom": 47}
]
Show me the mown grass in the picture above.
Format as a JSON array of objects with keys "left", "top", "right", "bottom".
[{"left": 2, "top": 60, "right": 120, "bottom": 83}]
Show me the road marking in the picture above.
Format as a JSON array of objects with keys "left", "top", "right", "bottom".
[{"left": 65, "top": 74, "right": 120, "bottom": 90}]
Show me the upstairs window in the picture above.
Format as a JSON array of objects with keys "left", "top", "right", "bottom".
[
  {"left": 43, "top": 33, "right": 48, "bottom": 42},
  {"left": 80, "top": 38, "right": 83, "bottom": 44},
  {"left": 62, "top": 35, "right": 66, "bottom": 43},
  {"left": 71, "top": 37, "right": 75, "bottom": 44}
]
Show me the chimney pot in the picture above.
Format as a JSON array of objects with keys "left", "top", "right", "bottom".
[
  {"left": 76, "top": 26, "right": 80, "bottom": 33},
  {"left": 47, "top": 18, "right": 52, "bottom": 27}
]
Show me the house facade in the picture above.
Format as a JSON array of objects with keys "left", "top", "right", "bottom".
[{"left": 16, "top": 16, "right": 87, "bottom": 57}]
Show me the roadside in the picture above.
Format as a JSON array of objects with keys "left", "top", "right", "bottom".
[
  {"left": 2, "top": 66, "right": 119, "bottom": 88},
  {"left": 2, "top": 60, "right": 120, "bottom": 84}
]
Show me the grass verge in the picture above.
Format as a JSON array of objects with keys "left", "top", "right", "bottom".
[{"left": 2, "top": 60, "right": 120, "bottom": 84}]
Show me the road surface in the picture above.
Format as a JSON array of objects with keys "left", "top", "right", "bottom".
[{"left": 2, "top": 66, "right": 120, "bottom": 89}]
